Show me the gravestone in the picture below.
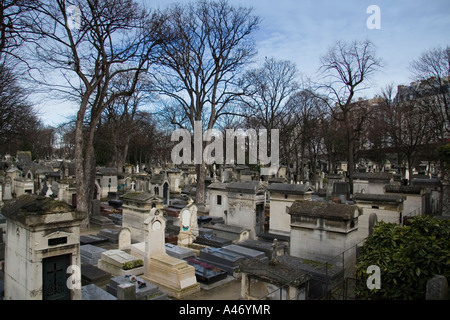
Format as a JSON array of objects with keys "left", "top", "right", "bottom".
[
  {"left": 98, "top": 228, "right": 120, "bottom": 243},
  {"left": 222, "top": 244, "right": 268, "bottom": 263},
  {"left": 80, "top": 244, "right": 106, "bottom": 265},
  {"left": 80, "top": 234, "right": 109, "bottom": 246},
  {"left": 97, "top": 249, "right": 144, "bottom": 276},
  {"left": 82, "top": 284, "right": 116, "bottom": 300},
  {"left": 106, "top": 275, "right": 166, "bottom": 300},
  {"left": 186, "top": 258, "right": 228, "bottom": 284},
  {"left": 207, "top": 223, "right": 250, "bottom": 243},
  {"left": 194, "top": 233, "right": 232, "bottom": 248},
  {"left": 165, "top": 243, "right": 196, "bottom": 260},
  {"left": 143, "top": 207, "right": 200, "bottom": 298},
  {"left": 426, "top": 275, "right": 450, "bottom": 300},
  {"left": 90, "top": 200, "right": 115, "bottom": 228},
  {"left": 198, "top": 247, "right": 245, "bottom": 275},
  {"left": 81, "top": 263, "right": 111, "bottom": 287},
  {"left": 178, "top": 199, "right": 199, "bottom": 246},
  {"left": 118, "top": 227, "right": 132, "bottom": 251}
]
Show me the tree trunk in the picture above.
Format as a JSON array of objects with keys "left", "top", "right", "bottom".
[{"left": 195, "top": 162, "right": 206, "bottom": 204}]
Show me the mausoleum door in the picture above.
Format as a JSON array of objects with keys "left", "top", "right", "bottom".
[
  {"left": 163, "top": 183, "right": 168, "bottom": 205},
  {"left": 42, "top": 254, "right": 71, "bottom": 300}
]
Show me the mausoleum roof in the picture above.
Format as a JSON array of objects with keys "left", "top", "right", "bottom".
[
  {"left": 288, "top": 200, "right": 359, "bottom": 220},
  {"left": 267, "top": 183, "right": 313, "bottom": 194}
]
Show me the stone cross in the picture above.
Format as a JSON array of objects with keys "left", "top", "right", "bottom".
[{"left": 131, "top": 181, "right": 136, "bottom": 191}]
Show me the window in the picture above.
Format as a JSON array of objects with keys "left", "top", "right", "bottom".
[{"left": 217, "top": 195, "right": 222, "bottom": 205}]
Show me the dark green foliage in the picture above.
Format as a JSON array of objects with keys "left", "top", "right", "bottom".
[{"left": 355, "top": 215, "right": 450, "bottom": 299}]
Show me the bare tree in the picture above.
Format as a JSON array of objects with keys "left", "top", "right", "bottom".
[
  {"left": 240, "top": 57, "right": 299, "bottom": 131},
  {"left": 318, "top": 39, "right": 382, "bottom": 193},
  {"left": 154, "top": 0, "right": 260, "bottom": 204},
  {"left": 25, "top": 0, "right": 165, "bottom": 226},
  {"left": 409, "top": 45, "right": 450, "bottom": 139}
]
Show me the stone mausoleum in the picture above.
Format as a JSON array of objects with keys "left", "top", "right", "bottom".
[{"left": 2, "top": 194, "right": 86, "bottom": 300}]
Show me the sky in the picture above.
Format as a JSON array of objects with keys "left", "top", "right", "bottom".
[{"left": 36, "top": 0, "right": 450, "bottom": 126}]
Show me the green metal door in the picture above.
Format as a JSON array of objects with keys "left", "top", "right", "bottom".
[{"left": 42, "top": 254, "right": 71, "bottom": 300}]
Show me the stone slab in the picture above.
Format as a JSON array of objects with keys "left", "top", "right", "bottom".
[
  {"left": 79, "top": 234, "right": 109, "bottom": 246},
  {"left": 165, "top": 243, "right": 196, "bottom": 260},
  {"left": 101, "top": 249, "right": 142, "bottom": 268},
  {"left": 186, "top": 258, "right": 228, "bottom": 284},
  {"left": 81, "top": 244, "right": 107, "bottom": 265},
  {"left": 194, "top": 234, "right": 232, "bottom": 247},
  {"left": 222, "top": 244, "right": 267, "bottom": 261},
  {"left": 82, "top": 284, "right": 116, "bottom": 300},
  {"left": 81, "top": 263, "right": 111, "bottom": 286},
  {"left": 199, "top": 247, "right": 245, "bottom": 266},
  {"left": 106, "top": 275, "right": 159, "bottom": 299},
  {"left": 98, "top": 228, "right": 120, "bottom": 243}
]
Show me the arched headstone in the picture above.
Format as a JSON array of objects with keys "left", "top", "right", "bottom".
[{"left": 118, "top": 227, "right": 132, "bottom": 250}]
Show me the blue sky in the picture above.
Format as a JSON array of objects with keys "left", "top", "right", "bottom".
[{"left": 38, "top": 0, "right": 450, "bottom": 126}]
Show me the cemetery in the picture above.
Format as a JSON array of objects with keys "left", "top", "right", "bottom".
[{"left": 0, "top": 152, "right": 448, "bottom": 301}]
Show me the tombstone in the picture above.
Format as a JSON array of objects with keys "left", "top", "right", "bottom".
[
  {"left": 198, "top": 247, "right": 245, "bottom": 276},
  {"left": 80, "top": 244, "right": 107, "bottom": 266},
  {"left": 81, "top": 263, "right": 111, "bottom": 287},
  {"left": 165, "top": 243, "right": 196, "bottom": 260},
  {"left": 97, "top": 249, "right": 144, "bottom": 276},
  {"left": 90, "top": 200, "right": 115, "bottom": 228},
  {"left": 426, "top": 275, "right": 450, "bottom": 300},
  {"left": 79, "top": 234, "right": 109, "bottom": 246},
  {"left": 45, "top": 183, "right": 54, "bottom": 198},
  {"left": 98, "top": 228, "right": 120, "bottom": 243},
  {"left": 2, "top": 194, "right": 86, "bottom": 300},
  {"left": 82, "top": 284, "right": 116, "bottom": 300},
  {"left": 118, "top": 227, "right": 132, "bottom": 251},
  {"left": 106, "top": 275, "right": 167, "bottom": 300},
  {"left": 143, "top": 207, "right": 200, "bottom": 299},
  {"left": 177, "top": 198, "right": 199, "bottom": 246},
  {"left": 194, "top": 233, "right": 232, "bottom": 248},
  {"left": 221, "top": 244, "right": 268, "bottom": 263},
  {"left": 186, "top": 258, "right": 228, "bottom": 284},
  {"left": 3, "top": 178, "right": 12, "bottom": 200}
]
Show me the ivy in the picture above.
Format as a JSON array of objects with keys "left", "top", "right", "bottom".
[{"left": 355, "top": 215, "right": 450, "bottom": 299}]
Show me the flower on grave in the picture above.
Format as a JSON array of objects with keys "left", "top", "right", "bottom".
[{"left": 129, "top": 275, "right": 137, "bottom": 283}]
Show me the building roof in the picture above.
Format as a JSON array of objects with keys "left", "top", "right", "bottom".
[
  {"left": 267, "top": 183, "right": 313, "bottom": 195},
  {"left": 385, "top": 185, "right": 423, "bottom": 195},
  {"left": 352, "top": 193, "right": 405, "bottom": 203},
  {"left": 207, "top": 182, "right": 228, "bottom": 190},
  {"left": 226, "top": 181, "right": 266, "bottom": 194},
  {"left": 288, "top": 200, "right": 359, "bottom": 221},
  {"left": 353, "top": 172, "right": 393, "bottom": 181}
]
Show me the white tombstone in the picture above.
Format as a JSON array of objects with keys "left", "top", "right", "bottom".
[
  {"left": 118, "top": 227, "right": 132, "bottom": 250},
  {"left": 177, "top": 198, "right": 199, "bottom": 246}
]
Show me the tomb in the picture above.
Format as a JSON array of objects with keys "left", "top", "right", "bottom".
[
  {"left": 121, "top": 191, "right": 163, "bottom": 242},
  {"left": 81, "top": 263, "right": 111, "bottom": 287},
  {"left": 287, "top": 200, "right": 360, "bottom": 275},
  {"left": 198, "top": 247, "right": 245, "bottom": 276},
  {"left": 142, "top": 207, "right": 200, "bottom": 299},
  {"left": 89, "top": 199, "right": 115, "bottom": 228},
  {"left": 2, "top": 194, "right": 86, "bottom": 300},
  {"left": 225, "top": 181, "right": 267, "bottom": 239},
  {"left": 205, "top": 223, "right": 250, "bottom": 243},
  {"left": 98, "top": 228, "right": 120, "bottom": 244},
  {"left": 97, "top": 249, "right": 144, "bottom": 276},
  {"left": 177, "top": 198, "right": 199, "bottom": 246},
  {"left": 106, "top": 275, "right": 167, "bottom": 300},
  {"left": 82, "top": 283, "right": 116, "bottom": 300},
  {"left": 267, "top": 183, "right": 313, "bottom": 237},
  {"left": 80, "top": 244, "right": 106, "bottom": 266},
  {"left": 186, "top": 258, "right": 228, "bottom": 284}
]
